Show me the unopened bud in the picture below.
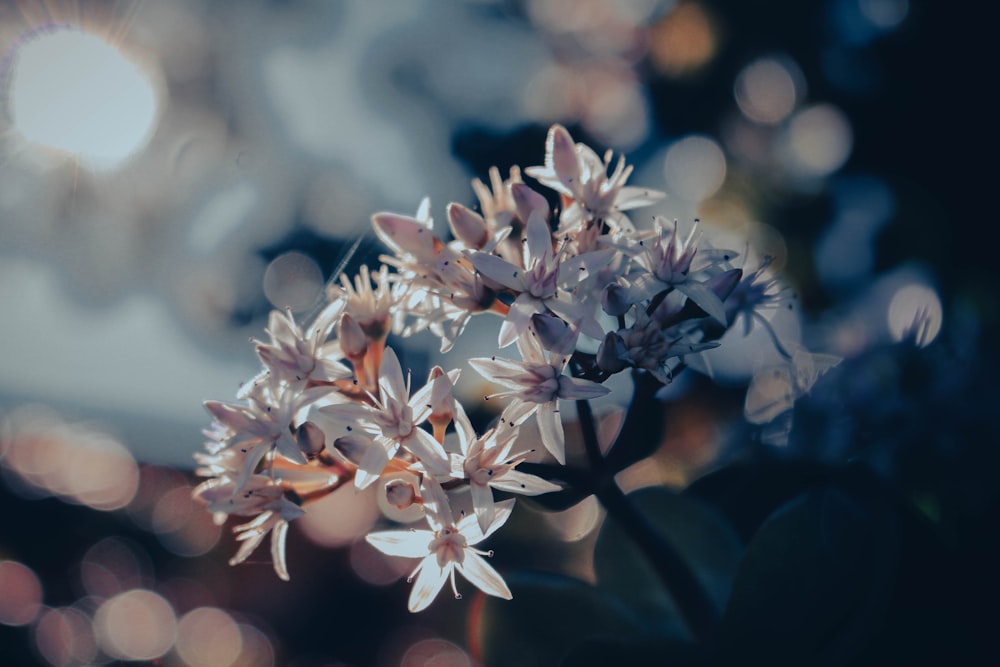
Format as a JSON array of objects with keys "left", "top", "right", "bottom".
[
  {"left": 427, "top": 366, "right": 457, "bottom": 422},
  {"left": 596, "top": 331, "right": 629, "bottom": 373},
  {"left": 601, "top": 283, "right": 632, "bottom": 317},
  {"left": 530, "top": 313, "right": 577, "bottom": 355},
  {"left": 385, "top": 478, "right": 418, "bottom": 509},
  {"left": 296, "top": 421, "right": 326, "bottom": 456},
  {"left": 511, "top": 182, "right": 549, "bottom": 224},
  {"left": 333, "top": 433, "right": 372, "bottom": 466},
  {"left": 447, "top": 203, "right": 489, "bottom": 249},
  {"left": 706, "top": 268, "right": 743, "bottom": 302},
  {"left": 338, "top": 313, "right": 368, "bottom": 358}
]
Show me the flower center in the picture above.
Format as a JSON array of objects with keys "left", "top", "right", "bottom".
[{"left": 430, "top": 527, "right": 467, "bottom": 567}]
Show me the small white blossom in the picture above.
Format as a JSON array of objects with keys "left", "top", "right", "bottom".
[
  {"left": 366, "top": 478, "right": 513, "bottom": 612},
  {"left": 318, "top": 348, "right": 451, "bottom": 489},
  {"left": 450, "top": 406, "right": 561, "bottom": 532},
  {"left": 469, "top": 333, "right": 610, "bottom": 464},
  {"left": 470, "top": 212, "right": 613, "bottom": 348},
  {"left": 193, "top": 474, "right": 305, "bottom": 581},
  {"left": 525, "top": 124, "right": 664, "bottom": 233}
]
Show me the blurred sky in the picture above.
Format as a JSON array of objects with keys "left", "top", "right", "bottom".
[{"left": 0, "top": 0, "right": 986, "bottom": 467}]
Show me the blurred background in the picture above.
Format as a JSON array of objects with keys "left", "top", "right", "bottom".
[{"left": 0, "top": 1, "right": 993, "bottom": 665}]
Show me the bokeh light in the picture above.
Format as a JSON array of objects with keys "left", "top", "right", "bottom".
[
  {"left": 175, "top": 606, "right": 243, "bottom": 667},
  {"left": 350, "top": 538, "right": 413, "bottom": 587},
  {"left": 543, "top": 495, "right": 602, "bottom": 542},
  {"left": 93, "top": 589, "right": 177, "bottom": 661},
  {"left": 888, "top": 284, "right": 943, "bottom": 347},
  {"left": 32, "top": 606, "right": 98, "bottom": 667},
  {"left": 80, "top": 536, "right": 150, "bottom": 599},
  {"left": 6, "top": 27, "right": 162, "bottom": 170},
  {"left": 662, "top": 135, "right": 727, "bottom": 201},
  {"left": 0, "top": 404, "right": 139, "bottom": 511},
  {"left": 783, "top": 103, "right": 853, "bottom": 177},
  {"left": 0, "top": 559, "right": 43, "bottom": 626},
  {"left": 648, "top": 1, "right": 718, "bottom": 76},
  {"left": 734, "top": 56, "right": 804, "bottom": 125},
  {"left": 262, "top": 251, "right": 324, "bottom": 312},
  {"left": 298, "top": 481, "right": 380, "bottom": 548},
  {"left": 400, "top": 638, "right": 471, "bottom": 667}
]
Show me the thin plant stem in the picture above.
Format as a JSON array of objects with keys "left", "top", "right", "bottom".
[{"left": 574, "top": 376, "right": 721, "bottom": 644}]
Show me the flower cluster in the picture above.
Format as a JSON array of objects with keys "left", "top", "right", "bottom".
[{"left": 195, "top": 125, "right": 807, "bottom": 611}]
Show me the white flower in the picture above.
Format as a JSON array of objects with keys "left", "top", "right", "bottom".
[
  {"left": 468, "top": 333, "right": 610, "bottom": 464},
  {"left": 318, "top": 348, "right": 450, "bottom": 489},
  {"left": 193, "top": 474, "right": 305, "bottom": 581},
  {"left": 203, "top": 377, "right": 334, "bottom": 491},
  {"left": 525, "top": 124, "right": 664, "bottom": 232},
  {"left": 626, "top": 218, "right": 730, "bottom": 324},
  {"left": 366, "top": 478, "right": 513, "bottom": 612},
  {"left": 450, "top": 406, "right": 561, "bottom": 532},
  {"left": 470, "top": 212, "right": 613, "bottom": 348},
  {"left": 253, "top": 309, "right": 353, "bottom": 385}
]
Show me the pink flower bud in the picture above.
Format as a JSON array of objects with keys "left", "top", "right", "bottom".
[
  {"left": 596, "top": 331, "right": 629, "bottom": 373},
  {"left": 338, "top": 313, "right": 368, "bottom": 358},
  {"left": 447, "top": 203, "right": 489, "bottom": 249},
  {"left": 333, "top": 433, "right": 372, "bottom": 466},
  {"left": 601, "top": 283, "right": 631, "bottom": 316},
  {"left": 296, "top": 421, "right": 326, "bottom": 456},
  {"left": 385, "top": 478, "right": 418, "bottom": 509},
  {"left": 530, "top": 313, "right": 577, "bottom": 355}
]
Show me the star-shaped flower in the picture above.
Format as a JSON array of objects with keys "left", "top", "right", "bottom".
[
  {"left": 525, "top": 124, "right": 664, "bottom": 232},
  {"left": 470, "top": 212, "right": 613, "bottom": 348},
  {"left": 366, "top": 478, "right": 513, "bottom": 612},
  {"left": 468, "top": 333, "right": 610, "bottom": 464},
  {"left": 318, "top": 348, "right": 451, "bottom": 489},
  {"left": 449, "top": 405, "right": 561, "bottom": 532}
]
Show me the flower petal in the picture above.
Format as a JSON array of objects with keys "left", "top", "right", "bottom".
[
  {"left": 469, "top": 252, "right": 523, "bottom": 292},
  {"left": 366, "top": 529, "right": 435, "bottom": 558},
  {"left": 490, "top": 469, "right": 562, "bottom": 496},
  {"left": 409, "top": 558, "right": 450, "bottom": 612},
  {"left": 457, "top": 554, "right": 512, "bottom": 601},
  {"left": 378, "top": 348, "right": 408, "bottom": 407},
  {"left": 675, "top": 279, "right": 728, "bottom": 325},
  {"left": 270, "top": 520, "right": 291, "bottom": 581},
  {"left": 536, "top": 403, "right": 566, "bottom": 464},
  {"left": 354, "top": 439, "right": 395, "bottom": 490},
  {"left": 401, "top": 428, "right": 450, "bottom": 477},
  {"left": 471, "top": 481, "right": 496, "bottom": 534}
]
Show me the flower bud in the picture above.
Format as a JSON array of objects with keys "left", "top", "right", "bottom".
[
  {"left": 706, "top": 268, "right": 743, "bottom": 302},
  {"left": 296, "top": 421, "right": 326, "bottom": 456},
  {"left": 511, "top": 182, "right": 549, "bottom": 224},
  {"left": 530, "top": 313, "right": 577, "bottom": 355},
  {"left": 385, "top": 478, "right": 418, "bottom": 510},
  {"left": 601, "top": 283, "right": 631, "bottom": 317},
  {"left": 338, "top": 313, "right": 368, "bottom": 358},
  {"left": 447, "top": 203, "right": 489, "bottom": 249},
  {"left": 333, "top": 433, "right": 372, "bottom": 466},
  {"left": 596, "top": 331, "right": 629, "bottom": 373}
]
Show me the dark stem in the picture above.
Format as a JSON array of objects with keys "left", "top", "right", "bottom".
[
  {"left": 575, "top": 398, "right": 604, "bottom": 474},
  {"left": 594, "top": 481, "right": 720, "bottom": 643},
  {"left": 573, "top": 377, "right": 721, "bottom": 644}
]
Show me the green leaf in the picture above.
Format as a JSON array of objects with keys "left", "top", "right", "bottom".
[
  {"left": 476, "top": 572, "right": 642, "bottom": 667},
  {"left": 593, "top": 487, "right": 743, "bottom": 636},
  {"left": 720, "top": 483, "right": 899, "bottom": 664},
  {"left": 683, "top": 459, "right": 834, "bottom": 541}
]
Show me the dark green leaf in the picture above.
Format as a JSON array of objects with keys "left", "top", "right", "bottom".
[
  {"left": 476, "top": 572, "right": 642, "bottom": 667},
  {"left": 720, "top": 483, "right": 899, "bottom": 665},
  {"left": 683, "top": 459, "right": 834, "bottom": 541},
  {"left": 593, "top": 487, "right": 743, "bottom": 636}
]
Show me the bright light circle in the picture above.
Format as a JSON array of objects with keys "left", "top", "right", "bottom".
[{"left": 6, "top": 27, "right": 161, "bottom": 170}]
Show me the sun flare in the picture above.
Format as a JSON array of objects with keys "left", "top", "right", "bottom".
[{"left": 6, "top": 26, "right": 161, "bottom": 170}]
